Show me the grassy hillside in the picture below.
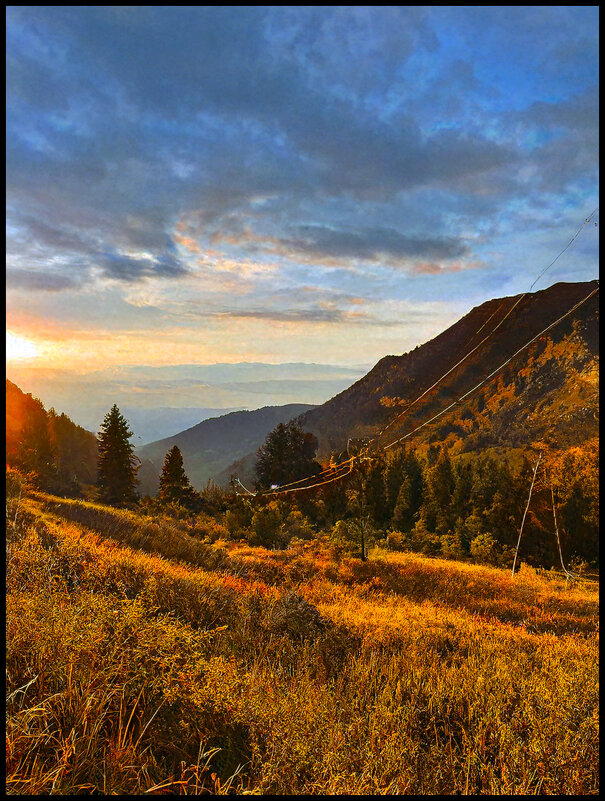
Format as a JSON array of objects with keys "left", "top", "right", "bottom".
[{"left": 6, "top": 472, "right": 598, "bottom": 795}]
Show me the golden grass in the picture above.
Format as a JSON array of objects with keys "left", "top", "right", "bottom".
[{"left": 6, "top": 483, "right": 599, "bottom": 794}]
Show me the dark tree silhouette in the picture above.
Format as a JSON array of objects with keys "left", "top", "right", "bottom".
[
  {"left": 97, "top": 405, "right": 139, "bottom": 505},
  {"left": 158, "top": 445, "right": 200, "bottom": 510},
  {"left": 16, "top": 400, "right": 57, "bottom": 490},
  {"left": 255, "top": 421, "right": 321, "bottom": 490}
]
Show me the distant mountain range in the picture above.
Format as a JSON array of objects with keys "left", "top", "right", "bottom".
[
  {"left": 6, "top": 362, "right": 366, "bottom": 434},
  {"left": 121, "top": 406, "right": 241, "bottom": 445},
  {"left": 136, "top": 403, "right": 316, "bottom": 491}
]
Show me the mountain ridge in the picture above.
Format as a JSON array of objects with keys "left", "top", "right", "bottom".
[
  {"left": 208, "top": 281, "right": 597, "bottom": 486},
  {"left": 291, "top": 280, "right": 598, "bottom": 458},
  {"left": 136, "top": 403, "right": 316, "bottom": 490}
]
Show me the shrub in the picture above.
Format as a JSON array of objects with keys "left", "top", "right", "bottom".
[
  {"left": 328, "top": 520, "right": 357, "bottom": 556},
  {"left": 385, "top": 529, "right": 407, "bottom": 552},
  {"left": 267, "top": 592, "right": 326, "bottom": 640},
  {"left": 250, "top": 502, "right": 284, "bottom": 548},
  {"left": 470, "top": 532, "right": 500, "bottom": 565},
  {"left": 280, "top": 509, "right": 315, "bottom": 542},
  {"left": 439, "top": 532, "right": 466, "bottom": 561}
]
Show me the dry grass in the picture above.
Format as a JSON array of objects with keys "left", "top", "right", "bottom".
[{"left": 6, "top": 481, "right": 599, "bottom": 794}]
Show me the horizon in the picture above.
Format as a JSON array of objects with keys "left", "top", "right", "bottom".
[{"left": 6, "top": 7, "right": 599, "bottom": 421}]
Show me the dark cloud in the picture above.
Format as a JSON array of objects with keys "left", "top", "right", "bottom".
[
  {"left": 213, "top": 308, "right": 353, "bottom": 324},
  {"left": 210, "top": 307, "right": 403, "bottom": 326},
  {"left": 5, "top": 5, "right": 599, "bottom": 311},
  {"left": 95, "top": 250, "right": 187, "bottom": 283},
  {"left": 284, "top": 225, "right": 469, "bottom": 262},
  {"left": 7, "top": 268, "right": 81, "bottom": 292}
]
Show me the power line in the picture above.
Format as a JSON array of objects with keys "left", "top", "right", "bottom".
[
  {"left": 511, "top": 452, "right": 542, "bottom": 578},
  {"left": 233, "top": 209, "right": 598, "bottom": 497},
  {"left": 382, "top": 284, "right": 599, "bottom": 451},
  {"left": 371, "top": 207, "right": 599, "bottom": 450},
  {"left": 247, "top": 281, "right": 598, "bottom": 496}
]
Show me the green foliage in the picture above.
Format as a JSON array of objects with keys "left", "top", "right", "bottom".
[
  {"left": 97, "top": 405, "right": 139, "bottom": 506},
  {"left": 280, "top": 508, "right": 315, "bottom": 542},
  {"left": 48, "top": 409, "right": 98, "bottom": 495},
  {"left": 385, "top": 529, "right": 409, "bottom": 552},
  {"left": 250, "top": 501, "right": 284, "bottom": 548},
  {"left": 390, "top": 451, "right": 423, "bottom": 533},
  {"left": 16, "top": 400, "right": 58, "bottom": 491},
  {"left": 439, "top": 532, "right": 466, "bottom": 561},
  {"left": 328, "top": 520, "right": 358, "bottom": 556},
  {"left": 225, "top": 500, "right": 253, "bottom": 539},
  {"left": 470, "top": 532, "right": 500, "bottom": 565}
]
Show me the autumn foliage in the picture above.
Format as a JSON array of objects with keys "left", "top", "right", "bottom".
[{"left": 6, "top": 469, "right": 598, "bottom": 794}]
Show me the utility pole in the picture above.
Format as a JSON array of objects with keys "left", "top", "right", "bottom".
[{"left": 511, "top": 452, "right": 542, "bottom": 578}]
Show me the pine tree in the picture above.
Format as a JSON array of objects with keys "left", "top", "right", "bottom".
[
  {"left": 424, "top": 447, "right": 455, "bottom": 534},
  {"left": 97, "top": 405, "right": 139, "bottom": 505},
  {"left": 158, "top": 445, "right": 200, "bottom": 510},
  {"left": 17, "top": 399, "right": 57, "bottom": 490},
  {"left": 255, "top": 421, "right": 321, "bottom": 490},
  {"left": 391, "top": 450, "right": 424, "bottom": 532}
]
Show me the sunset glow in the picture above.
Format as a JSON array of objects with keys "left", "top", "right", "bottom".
[
  {"left": 5, "top": 6, "right": 599, "bottom": 423},
  {"left": 6, "top": 332, "right": 39, "bottom": 362}
]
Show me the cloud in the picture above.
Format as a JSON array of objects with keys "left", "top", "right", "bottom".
[
  {"left": 6, "top": 268, "right": 81, "bottom": 292},
  {"left": 282, "top": 225, "right": 470, "bottom": 263},
  {"left": 211, "top": 308, "right": 360, "bottom": 324},
  {"left": 5, "top": 5, "right": 598, "bottom": 344},
  {"left": 96, "top": 250, "right": 187, "bottom": 283}
]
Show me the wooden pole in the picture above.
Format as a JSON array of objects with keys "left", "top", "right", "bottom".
[
  {"left": 511, "top": 452, "right": 542, "bottom": 578},
  {"left": 550, "top": 472, "right": 577, "bottom": 580}
]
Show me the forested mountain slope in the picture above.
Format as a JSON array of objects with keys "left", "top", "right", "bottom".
[
  {"left": 6, "top": 379, "right": 98, "bottom": 493},
  {"left": 137, "top": 403, "right": 315, "bottom": 490},
  {"left": 295, "top": 281, "right": 598, "bottom": 458}
]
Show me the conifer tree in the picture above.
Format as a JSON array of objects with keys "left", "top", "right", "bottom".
[
  {"left": 17, "top": 400, "right": 57, "bottom": 490},
  {"left": 255, "top": 421, "right": 321, "bottom": 490},
  {"left": 158, "top": 445, "right": 200, "bottom": 510},
  {"left": 97, "top": 405, "right": 139, "bottom": 505},
  {"left": 391, "top": 450, "right": 423, "bottom": 532}
]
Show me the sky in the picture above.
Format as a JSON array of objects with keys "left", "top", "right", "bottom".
[{"left": 6, "top": 6, "right": 599, "bottom": 429}]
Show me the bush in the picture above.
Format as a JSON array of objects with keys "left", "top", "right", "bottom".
[
  {"left": 439, "top": 532, "right": 466, "bottom": 561},
  {"left": 385, "top": 529, "right": 407, "bottom": 552},
  {"left": 328, "top": 520, "right": 358, "bottom": 556},
  {"left": 470, "top": 532, "right": 499, "bottom": 565},
  {"left": 250, "top": 502, "right": 284, "bottom": 548},
  {"left": 280, "top": 509, "right": 315, "bottom": 542},
  {"left": 6, "top": 466, "right": 29, "bottom": 499}
]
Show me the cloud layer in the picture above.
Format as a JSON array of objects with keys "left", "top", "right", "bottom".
[{"left": 6, "top": 6, "right": 599, "bottom": 371}]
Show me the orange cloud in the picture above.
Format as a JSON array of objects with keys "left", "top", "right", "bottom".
[{"left": 174, "top": 233, "right": 202, "bottom": 253}]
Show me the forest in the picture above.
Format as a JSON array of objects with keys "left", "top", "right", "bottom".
[{"left": 6, "top": 380, "right": 599, "bottom": 572}]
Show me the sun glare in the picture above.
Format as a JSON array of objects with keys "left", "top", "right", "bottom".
[{"left": 6, "top": 331, "right": 39, "bottom": 361}]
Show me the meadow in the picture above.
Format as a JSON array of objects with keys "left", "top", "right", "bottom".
[{"left": 6, "top": 474, "right": 599, "bottom": 795}]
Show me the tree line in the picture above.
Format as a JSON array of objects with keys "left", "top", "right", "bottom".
[{"left": 8, "top": 394, "right": 598, "bottom": 569}]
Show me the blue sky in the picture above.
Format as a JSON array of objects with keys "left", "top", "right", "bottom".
[{"left": 6, "top": 6, "right": 599, "bottom": 420}]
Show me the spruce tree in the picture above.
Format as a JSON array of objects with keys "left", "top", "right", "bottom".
[
  {"left": 255, "top": 421, "right": 321, "bottom": 490},
  {"left": 17, "top": 400, "right": 57, "bottom": 490},
  {"left": 158, "top": 445, "right": 199, "bottom": 510},
  {"left": 97, "top": 405, "right": 139, "bottom": 505}
]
